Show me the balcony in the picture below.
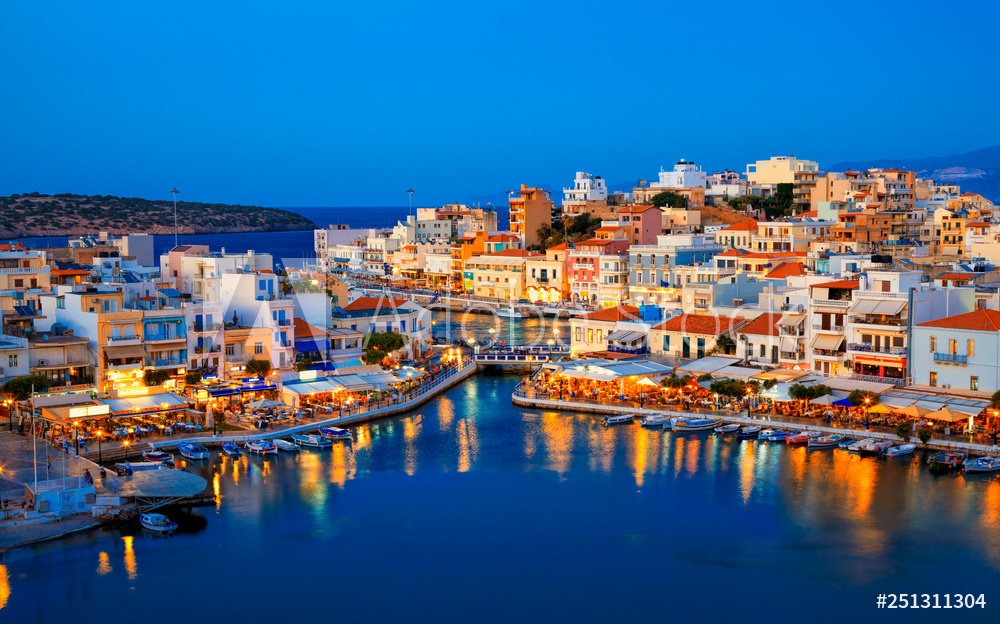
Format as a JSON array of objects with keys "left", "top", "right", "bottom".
[
  {"left": 812, "top": 324, "right": 845, "bottom": 332},
  {"left": 813, "top": 349, "right": 847, "bottom": 359},
  {"left": 780, "top": 303, "right": 804, "bottom": 312},
  {"left": 107, "top": 335, "right": 141, "bottom": 345},
  {"left": 190, "top": 322, "right": 223, "bottom": 332},
  {"left": 933, "top": 352, "right": 968, "bottom": 364},
  {"left": 608, "top": 345, "right": 650, "bottom": 355},
  {"left": 572, "top": 263, "right": 594, "bottom": 270},
  {"left": 849, "top": 316, "right": 906, "bottom": 328},
  {"left": 812, "top": 299, "right": 851, "bottom": 308},
  {"left": 145, "top": 357, "right": 186, "bottom": 369},
  {"left": 693, "top": 302, "right": 710, "bottom": 309},
  {"left": 779, "top": 350, "right": 806, "bottom": 361},
  {"left": 144, "top": 333, "right": 188, "bottom": 344},
  {"left": 847, "top": 343, "right": 907, "bottom": 356},
  {"left": 779, "top": 326, "right": 804, "bottom": 336},
  {"left": 106, "top": 359, "right": 143, "bottom": 371}
]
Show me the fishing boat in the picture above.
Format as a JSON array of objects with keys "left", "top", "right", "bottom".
[
  {"left": 885, "top": 443, "right": 916, "bottom": 457},
  {"left": 837, "top": 437, "right": 857, "bottom": 449},
  {"left": 737, "top": 425, "right": 762, "bottom": 439},
  {"left": 858, "top": 440, "right": 893, "bottom": 457},
  {"left": 222, "top": 442, "right": 241, "bottom": 456},
  {"left": 291, "top": 433, "right": 333, "bottom": 448},
  {"left": 273, "top": 439, "right": 299, "bottom": 452},
  {"left": 319, "top": 426, "right": 352, "bottom": 441},
  {"left": 846, "top": 438, "right": 875, "bottom": 453},
  {"left": 663, "top": 416, "right": 685, "bottom": 431},
  {"left": 116, "top": 461, "right": 166, "bottom": 473},
  {"left": 673, "top": 417, "right": 723, "bottom": 432},
  {"left": 140, "top": 513, "right": 178, "bottom": 534},
  {"left": 178, "top": 443, "right": 209, "bottom": 460},
  {"left": 141, "top": 449, "right": 174, "bottom": 464},
  {"left": 497, "top": 305, "right": 528, "bottom": 319},
  {"left": 640, "top": 414, "right": 670, "bottom": 427},
  {"left": 244, "top": 439, "right": 278, "bottom": 455},
  {"left": 808, "top": 433, "right": 845, "bottom": 448},
  {"left": 786, "top": 431, "right": 823, "bottom": 444},
  {"left": 714, "top": 423, "right": 740, "bottom": 434},
  {"left": 758, "top": 429, "right": 785, "bottom": 441},
  {"left": 963, "top": 456, "right": 1000, "bottom": 473},
  {"left": 603, "top": 414, "right": 635, "bottom": 426},
  {"left": 929, "top": 450, "right": 967, "bottom": 473}
]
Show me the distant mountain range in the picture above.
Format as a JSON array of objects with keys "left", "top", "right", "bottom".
[{"left": 830, "top": 145, "right": 1000, "bottom": 201}]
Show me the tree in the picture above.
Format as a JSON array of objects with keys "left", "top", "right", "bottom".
[
  {"left": 709, "top": 378, "right": 755, "bottom": 398},
  {"left": 715, "top": 335, "right": 735, "bottom": 354},
  {"left": 991, "top": 389, "right": 1000, "bottom": 407},
  {"left": 184, "top": 371, "right": 203, "bottom": 385},
  {"left": 917, "top": 428, "right": 932, "bottom": 444},
  {"left": 1, "top": 374, "right": 53, "bottom": 400},
  {"left": 295, "top": 356, "right": 313, "bottom": 372},
  {"left": 894, "top": 421, "right": 911, "bottom": 443},
  {"left": 245, "top": 358, "right": 271, "bottom": 377},
  {"left": 651, "top": 191, "right": 686, "bottom": 209},
  {"left": 362, "top": 331, "right": 408, "bottom": 366},
  {"left": 144, "top": 370, "right": 171, "bottom": 387},
  {"left": 697, "top": 373, "right": 713, "bottom": 382},
  {"left": 788, "top": 383, "right": 831, "bottom": 401},
  {"left": 848, "top": 389, "right": 880, "bottom": 406}
]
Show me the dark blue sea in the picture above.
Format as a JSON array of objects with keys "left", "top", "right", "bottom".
[{"left": 1, "top": 372, "right": 998, "bottom": 623}]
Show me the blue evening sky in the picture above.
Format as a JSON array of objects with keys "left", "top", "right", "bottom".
[{"left": 2, "top": 1, "right": 998, "bottom": 208}]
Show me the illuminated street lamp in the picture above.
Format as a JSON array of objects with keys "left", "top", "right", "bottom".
[{"left": 547, "top": 338, "right": 554, "bottom": 360}]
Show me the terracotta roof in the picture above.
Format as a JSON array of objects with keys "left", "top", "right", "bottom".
[
  {"left": 966, "top": 222, "right": 990, "bottom": 228},
  {"left": 595, "top": 226, "right": 624, "bottom": 233},
  {"left": 575, "top": 238, "right": 614, "bottom": 247},
  {"left": 654, "top": 313, "right": 745, "bottom": 336},
  {"left": 799, "top": 210, "right": 818, "bottom": 217},
  {"left": 916, "top": 309, "right": 1000, "bottom": 332},
  {"left": 487, "top": 233, "right": 521, "bottom": 243},
  {"left": 547, "top": 243, "right": 569, "bottom": 251},
  {"left": 482, "top": 249, "right": 543, "bottom": 258},
  {"left": 935, "top": 272, "right": 977, "bottom": 281},
  {"left": 578, "top": 305, "right": 641, "bottom": 322},
  {"left": 294, "top": 317, "right": 327, "bottom": 339},
  {"left": 810, "top": 280, "right": 859, "bottom": 290},
  {"left": 737, "top": 312, "right": 782, "bottom": 337},
  {"left": 618, "top": 205, "right": 659, "bottom": 214},
  {"left": 853, "top": 192, "right": 869, "bottom": 198},
  {"left": 720, "top": 219, "right": 758, "bottom": 232},
  {"left": 765, "top": 261, "right": 807, "bottom": 279},
  {"left": 342, "top": 296, "right": 409, "bottom": 312}
]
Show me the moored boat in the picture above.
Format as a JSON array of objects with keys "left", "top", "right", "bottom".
[
  {"left": 846, "top": 438, "right": 875, "bottom": 453},
  {"left": 737, "top": 425, "right": 762, "bottom": 439},
  {"left": 837, "top": 437, "right": 857, "bottom": 449},
  {"left": 673, "top": 417, "right": 724, "bottom": 432},
  {"left": 929, "top": 450, "right": 967, "bottom": 473},
  {"left": 808, "top": 433, "right": 845, "bottom": 448},
  {"left": 142, "top": 449, "right": 174, "bottom": 464},
  {"left": 858, "top": 440, "right": 893, "bottom": 457},
  {"left": 963, "top": 456, "right": 1000, "bottom": 473},
  {"left": 786, "top": 431, "right": 822, "bottom": 444},
  {"left": 291, "top": 433, "right": 333, "bottom": 448},
  {"left": 885, "top": 443, "right": 916, "bottom": 457},
  {"left": 274, "top": 439, "right": 299, "bottom": 452},
  {"left": 116, "top": 461, "right": 166, "bottom": 473},
  {"left": 245, "top": 438, "right": 278, "bottom": 455},
  {"left": 714, "top": 423, "right": 740, "bottom": 434},
  {"left": 319, "top": 426, "right": 352, "bottom": 441},
  {"left": 603, "top": 414, "right": 635, "bottom": 426},
  {"left": 640, "top": 414, "right": 670, "bottom": 427},
  {"left": 222, "top": 442, "right": 241, "bottom": 456},
  {"left": 497, "top": 305, "right": 528, "bottom": 319},
  {"left": 178, "top": 443, "right": 209, "bottom": 460},
  {"left": 140, "top": 513, "right": 177, "bottom": 534}
]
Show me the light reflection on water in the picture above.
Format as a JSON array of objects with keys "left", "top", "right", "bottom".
[{"left": 2, "top": 373, "right": 999, "bottom": 623}]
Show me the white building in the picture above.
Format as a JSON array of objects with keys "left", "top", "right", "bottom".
[
  {"left": 314, "top": 225, "right": 377, "bottom": 262},
  {"left": 912, "top": 309, "right": 1000, "bottom": 393},
  {"left": 563, "top": 172, "right": 607, "bottom": 202},
  {"left": 650, "top": 160, "right": 707, "bottom": 189}
]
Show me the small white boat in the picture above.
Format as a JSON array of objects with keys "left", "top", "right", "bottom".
[
  {"left": 786, "top": 431, "right": 823, "bottom": 444},
  {"left": 964, "top": 456, "right": 1000, "bottom": 473},
  {"left": 603, "top": 414, "right": 635, "bottom": 426},
  {"left": 858, "top": 440, "right": 893, "bottom": 457},
  {"left": 640, "top": 414, "right": 670, "bottom": 427},
  {"left": 319, "top": 427, "right": 352, "bottom": 441},
  {"left": 178, "top": 443, "right": 209, "bottom": 460},
  {"left": 846, "top": 438, "right": 875, "bottom": 453},
  {"left": 222, "top": 442, "right": 241, "bottom": 456},
  {"left": 497, "top": 305, "right": 528, "bottom": 319},
  {"left": 273, "top": 439, "right": 299, "bottom": 452},
  {"left": 291, "top": 433, "right": 333, "bottom": 448},
  {"left": 885, "top": 443, "right": 916, "bottom": 457},
  {"left": 140, "top": 513, "right": 177, "bottom": 534},
  {"left": 715, "top": 424, "right": 740, "bottom": 434},
  {"left": 808, "top": 433, "right": 846, "bottom": 448},
  {"left": 737, "top": 425, "right": 762, "bottom": 439},
  {"left": 245, "top": 439, "right": 278, "bottom": 455},
  {"left": 673, "top": 418, "right": 723, "bottom": 432},
  {"left": 142, "top": 449, "right": 174, "bottom": 464},
  {"left": 662, "top": 416, "right": 684, "bottom": 431}
]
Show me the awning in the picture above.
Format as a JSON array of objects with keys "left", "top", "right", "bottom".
[
  {"left": 208, "top": 388, "right": 242, "bottom": 397},
  {"left": 101, "top": 393, "right": 188, "bottom": 415},
  {"left": 606, "top": 330, "right": 632, "bottom": 341},
  {"left": 779, "top": 337, "right": 798, "bottom": 351},
  {"left": 752, "top": 369, "right": 808, "bottom": 382},
  {"left": 848, "top": 299, "right": 879, "bottom": 314},
  {"left": 104, "top": 344, "right": 146, "bottom": 359},
  {"left": 822, "top": 378, "right": 895, "bottom": 394},
  {"left": 676, "top": 356, "right": 739, "bottom": 375},
  {"left": 608, "top": 330, "right": 645, "bottom": 343},
  {"left": 158, "top": 288, "right": 183, "bottom": 298},
  {"left": 778, "top": 314, "right": 804, "bottom": 326},
  {"left": 811, "top": 334, "right": 844, "bottom": 350},
  {"left": 711, "top": 365, "right": 761, "bottom": 381},
  {"left": 294, "top": 339, "right": 325, "bottom": 353},
  {"left": 872, "top": 300, "right": 906, "bottom": 315}
]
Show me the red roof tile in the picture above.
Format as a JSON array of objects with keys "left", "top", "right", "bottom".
[
  {"left": 342, "top": 296, "right": 409, "bottom": 312},
  {"left": 916, "top": 309, "right": 1000, "bottom": 332},
  {"left": 653, "top": 313, "right": 745, "bottom": 336},
  {"left": 737, "top": 312, "right": 782, "bottom": 337},
  {"left": 487, "top": 233, "right": 521, "bottom": 243},
  {"left": 720, "top": 219, "right": 758, "bottom": 232},
  {"left": 765, "top": 262, "right": 807, "bottom": 279},
  {"left": 578, "top": 305, "right": 641, "bottom": 322},
  {"left": 810, "top": 280, "right": 859, "bottom": 290},
  {"left": 618, "top": 205, "right": 659, "bottom": 214},
  {"left": 935, "top": 272, "right": 977, "bottom": 280}
]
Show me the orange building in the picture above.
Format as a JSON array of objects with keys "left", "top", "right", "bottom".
[{"left": 508, "top": 185, "right": 553, "bottom": 247}]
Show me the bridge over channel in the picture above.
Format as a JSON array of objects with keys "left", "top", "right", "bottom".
[{"left": 473, "top": 345, "right": 570, "bottom": 368}]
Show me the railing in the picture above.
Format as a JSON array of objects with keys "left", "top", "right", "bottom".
[
  {"left": 813, "top": 349, "right": 845, "bottom": 358},
  {"left": 144, "top": 333, "right": 186, "bottom": 342},
  {"left": 189, "top": 322, "right": 222, "bottom": 332},
  {"left": 849, "top": 316, "right": 906, "bottom": 327},
  {"left": 474, "top": 353, "right": 551, "bottom": 364},
  {"left": 779, "top": 351, "right": 805, "bottom": 361},
  {"left": 812, "top": 299, "right": 851, "bottom": 308},
  {"left": 812, "top": 324, "right": 845, "bottom": 332},
  {"left": 276, "top": 319, "right": 291, "bottom": 327},
  {"left": 693, "top": 302, "right": 709, "bottom": 309},
  {"left": 847, "top": 343, "right": 907, "bottom": 356},
  {"left": 933, "top": 352, "right": 968, "bottom": 364},
  {"left": 780, "top": 303, "right": 804, "bottom": 312},
  {"left": 608, "top": 345, "right": 650, "bottom": 355},
  {"left": 145, "top": 357, "right": 185, "bottom": 367},
  {"left": 853, "top": 291, "right": 909, "bottom": 300},
  {"left": 779, "top": 326, "right": 803, "bottom": 336},
  {"left": 107, "top": 335, "right": 140, "bottom": 343}
]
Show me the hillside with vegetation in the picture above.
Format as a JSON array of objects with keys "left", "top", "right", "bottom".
[{"left": 0, "top": 193, "right": 316, "bottom": 238}]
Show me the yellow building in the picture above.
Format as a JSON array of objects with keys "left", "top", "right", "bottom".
[
  {"left": 464, "top": 249, "right": 543, "bottom": 300},
  {"left": 940, "top": 216, "right": 967, "bottom": 256}
]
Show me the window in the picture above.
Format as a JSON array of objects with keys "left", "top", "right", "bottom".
[
  {"left": 968, "top": 339, "right": 975, "bottom": 357},
  {"left": 8, "top": 354, "right": 17, "bottom": 368},
  {"left": 971, "top": 376, "right": 979, "bottom": 391},
  {"left": 929, "top": 336, "right": 936, "bottom": 353},
  {"left": 587, "top": 329, "right": 593, "bottom": 343},
  {"left": 759, "top": 344, "right": 766, "bottom": 357},
  {"left": 575, "top": 327, "right": 582, "bottom": 342},
  {"left": 948, "top": 339, "right": 957, "bottom": 354},
  {"left": 13, "top": 279, "right": 22, "bottom": 288},
  {"left": 254, "top": 343, "right": 264, "bottom": 355},
  {"left": 929, "top": 371, "right": 937, "bottom": 387},
  {"left": 57, "top": 298, "right": 65, "bottom": 309},
  {"left": 596, "top": 330, "right": 602, "bottom": 343},
  {"left": 663, "top": 334, "right": 670, "bottom": 351},
  {"left": 225, "top": 344, "right": 234, "bottom": 356}
]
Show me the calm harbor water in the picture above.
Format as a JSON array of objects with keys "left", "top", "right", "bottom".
[{"left": 1, "top": 373, "right": 999, "bottom": 623}]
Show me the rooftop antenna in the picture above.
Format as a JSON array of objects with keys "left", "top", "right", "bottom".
[
  {"left": 407, "top": 188, "right": 415, "bottom": 217},
  {"left": 171, "top": 188, "right": 180, "bottom": 247}
]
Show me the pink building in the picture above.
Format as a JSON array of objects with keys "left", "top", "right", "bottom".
[
  {"left": 568, "top": 238, "right": 629, "bottom": 305},
  {"left": 617, "top": 205, "right": 662, "bottom": 246}
]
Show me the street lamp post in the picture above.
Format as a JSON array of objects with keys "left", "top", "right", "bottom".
[
  {"left": 864, "top": 397, "right": 871, "bottom": 431},
  {"left": 547, "top": 339, "right": 554, "bottom": 360},
  {"left": 407, "top": 188, "right": 414, "bottom": 218},
  {"left": 97, "top": 430, "right": 103, "bottom": 464},
  {"left": 171, "top": 187, "right": 180, "bottom": 247}
]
